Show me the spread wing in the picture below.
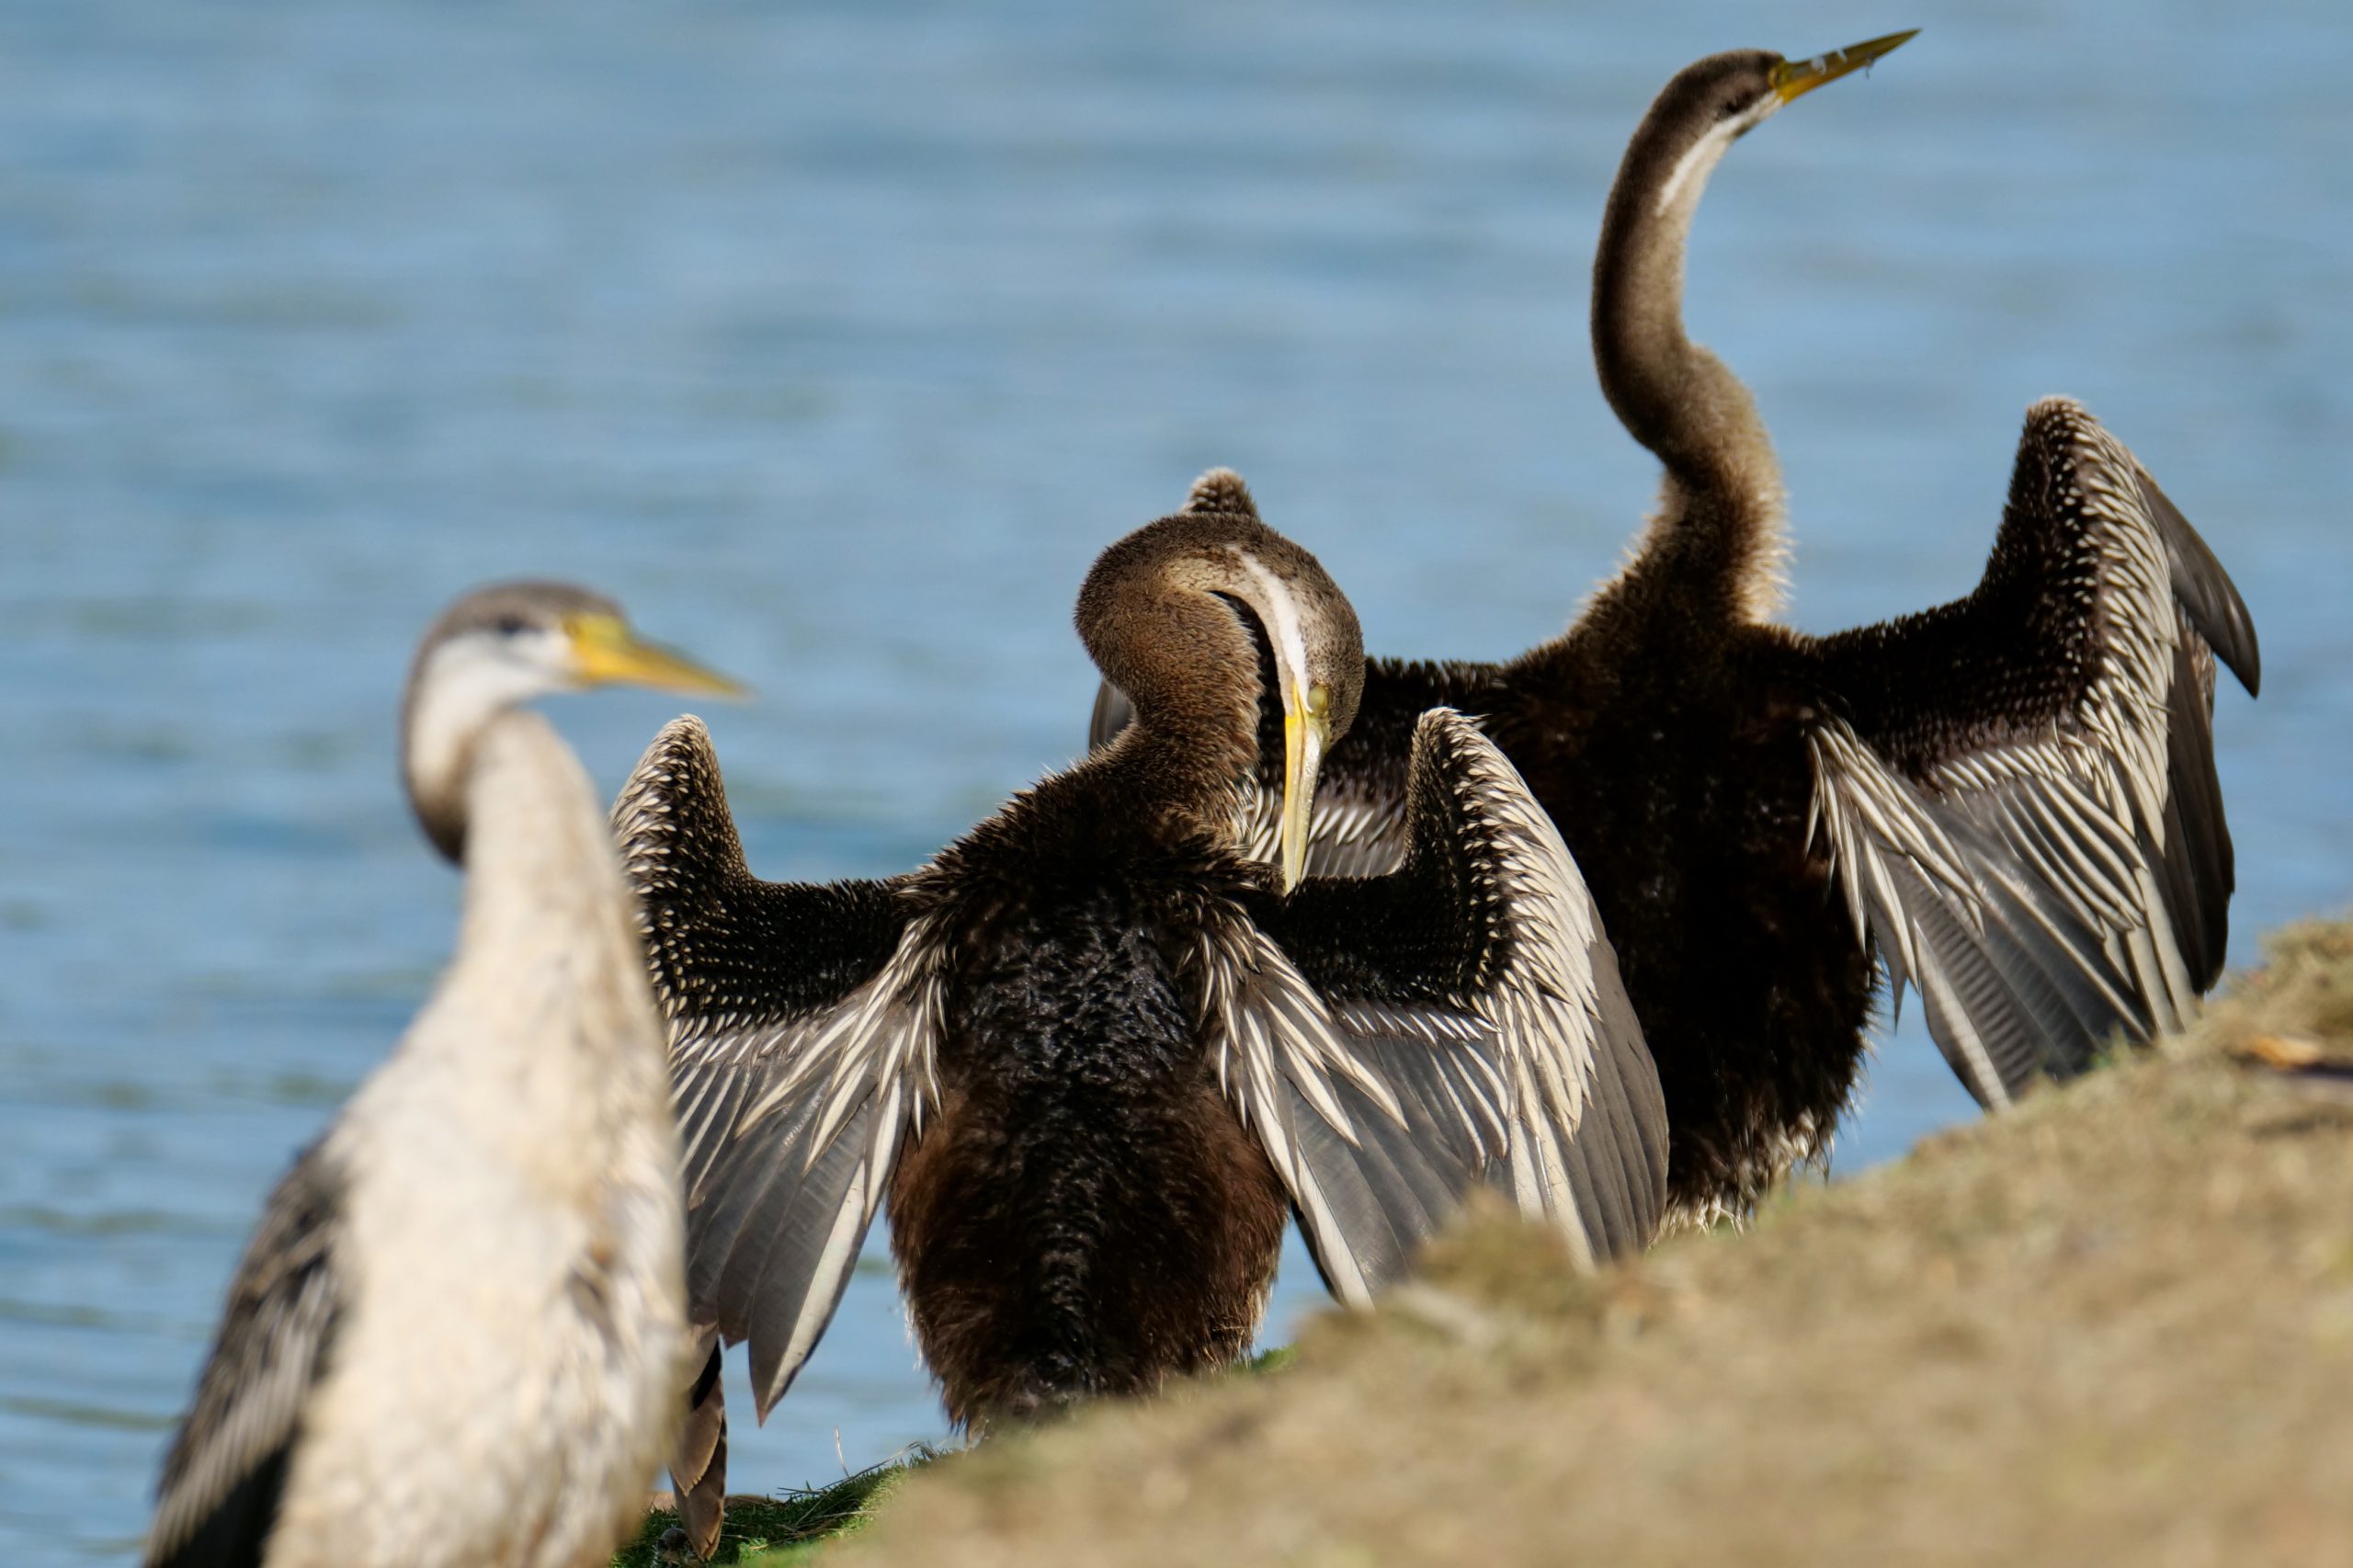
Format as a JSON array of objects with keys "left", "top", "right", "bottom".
[
  {"left": 1093, "top": 657, "right": 1499, "bottom": 880},
  {"left": 1808, "top": 397, "right": 2259, "bottom": 1108},
  {"left": 614, "top": 717, "right": 943, "bottom": 1418},
  {"left": 1212, "top": 709, "right": 1665, "bottom": 1301},
  {"left": 146, "top": 1148, "right": 345, "bottom": 1568}
]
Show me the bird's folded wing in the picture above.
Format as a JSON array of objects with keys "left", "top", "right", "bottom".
[
  {"left": 146, "top": 1147, "right": 344, "bottom": 1568},
  {"left": 1217, "top": 709, "right": 1665, "bottom": 1303},
  {"left": 614, "top": 717, "right": 942, "bottom": 1418},
  {"left": 1808, "top": 397, "right": 2259, "bottom": 1108},
  {"left": 1093, "top": 657, "right": 1501, "bottom": 880}
]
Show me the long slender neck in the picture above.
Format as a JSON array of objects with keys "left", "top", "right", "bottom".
[
  {"left": 1591, "top": 106, "right": 1787, "bottom": 620},
  {"left": 449, "top": 712, "right": 639, "bottom": 983},
  {"left": 415, "top": 710, "right": 660, "bottom": 1162}
]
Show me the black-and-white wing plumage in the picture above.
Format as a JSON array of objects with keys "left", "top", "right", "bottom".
[
  {"left": 614, "top": 718, "right": 938, "bottom": 1418},
  {"left": 146, "top": 1149, "right": 344, "bottom": 1568},
  {"left": 1808, "top": 397, "right": 2261, "bottom": 1107},
  {"left": 1220, "top": 709, "right": 1666, "bottom": 1296}
]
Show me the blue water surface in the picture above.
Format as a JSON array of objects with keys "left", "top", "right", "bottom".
[{"left": 2, "top": 2, "right": 2345, "bottom": 1559}]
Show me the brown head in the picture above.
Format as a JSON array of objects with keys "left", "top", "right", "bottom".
[
  {"left": 1074, "top": 472, "right": 1364, "bottom": 887},
  {"left": 399, "top": 580, "right": 741, "bottom": 864}
]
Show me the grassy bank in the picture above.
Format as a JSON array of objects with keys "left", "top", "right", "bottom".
[{"left": 651, "top": 919, "right": 2353, "bottom": 1567}]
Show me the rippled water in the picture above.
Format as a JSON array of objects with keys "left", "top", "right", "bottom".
[{"left": 3, "top": 2, "right": 2346, "bottom": 1559}]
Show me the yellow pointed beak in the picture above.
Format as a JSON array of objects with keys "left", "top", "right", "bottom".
[
  {"left": 1278, "top": 681, "right": 1333, "bottom": 892},
  {"left": 1771, "top": 28, "right": 1917, "bottom": 104},
  {"left": 564, "top": 615, "right": 746, "bottom": 698}
]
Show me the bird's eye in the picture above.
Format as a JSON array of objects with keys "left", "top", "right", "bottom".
[
  {"left": 1721, "top": 97, "right": 1745, "bottom": 119},
  {"left": 494, "top": 614, "right": 531, "bottom": 638}
]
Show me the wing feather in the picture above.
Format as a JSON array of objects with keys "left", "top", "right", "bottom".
[
  {"left": 146, "top": 1148, "right": 345, "bottom": 1568},
  {"left": 613, "top": 717, "right": 940, "bottom": 1420},
  {"left": 1811, "top": 399, "right": 2258, "bottom": 1106},
  {"left": 2138, "top": 463, "right": 2261, "bottom": 695},
  {"left": 1222, "top": 710, "right": 1665, "bottom": 1300}
]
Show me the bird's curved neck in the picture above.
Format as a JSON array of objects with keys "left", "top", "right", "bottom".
[
  {"left": 402, "top": 644, "right": 555, "bottom": 863},
  {"left": 1590, "top": 108, "right": 1787, "bottom": 619},
  {"left": 1083, "top": 593, "right": 1263, "bottom": 850}
]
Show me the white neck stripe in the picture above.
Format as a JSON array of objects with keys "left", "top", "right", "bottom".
[
  {"left": 1652, "top": 99, "right": 1775, "bottom": 218},
  {"left": 1237, "top": 551, "right": 1313, "bottom": 707}
]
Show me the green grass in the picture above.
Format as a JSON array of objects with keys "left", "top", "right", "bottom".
[
  {"left": 1244, "top": 1345, "right": 1298, "bottom": 1376},
  {"left": 613, "top": 1335, "right": 1302, "bottom": 1562},
  {"left": 613, "top": 1450, "right": 934, "bottom": 1567}
]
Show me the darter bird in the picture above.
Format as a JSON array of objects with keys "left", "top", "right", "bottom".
[
  {"left": 144, "top": 582, "right": 739, "bottom": 1568},
  {"left": 1092, "top": 32, "right": 2261, "bottom": 1228},
  {"left": 617, "top": 478, "right": 1665, "bottom": 1555}
]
